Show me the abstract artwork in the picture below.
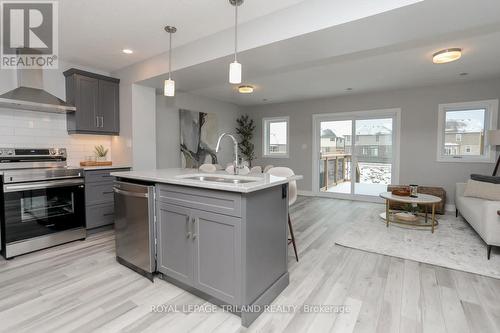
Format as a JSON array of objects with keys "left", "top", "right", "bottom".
[{"left": 180, "top": 109, "right": 218, "bottom": 168}]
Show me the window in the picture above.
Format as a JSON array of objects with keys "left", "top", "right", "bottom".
[
  {"left": 263, "top": 117, "right": 289, "bottom": 158},
  {"left": 437, "top": 100, "right": 498, "bottom": 162}
]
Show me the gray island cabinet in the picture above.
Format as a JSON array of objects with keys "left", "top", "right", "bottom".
[{"left": 156, "top": 183, "right": 289, "bottom": 327}]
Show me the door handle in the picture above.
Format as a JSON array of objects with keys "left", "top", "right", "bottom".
[
  {"left": 192, "top": 217, "right": 198, "bottom": 240},
  {"left": 186, "top": 216, "right": 192, "bottom": 239}
]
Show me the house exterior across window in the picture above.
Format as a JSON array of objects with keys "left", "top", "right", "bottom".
[
  {"left": 263, "top": 117, "right": 289, "bottom": 158},
  {"left": 437, "top": 100, "right": 499, "bottom": 163}
]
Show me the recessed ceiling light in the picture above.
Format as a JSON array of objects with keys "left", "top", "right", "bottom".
[
  {"left": 238, "top": 85, "right": 254, "bottom": 94},
  {"left": 346, "top": 88, "right": 353, "bottom": 91},
  {"left": 122, "top": 49, "right": 133, "bottom": 54},
  {"left": 459, "top": 72, "right": 469, "bottom": 76},
  {"left": 432, "top": 48, "right": 462, "bottom": 64}
]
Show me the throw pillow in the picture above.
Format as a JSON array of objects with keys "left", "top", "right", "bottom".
[
  {"left": 463, "top": 179, "right": 500, "bottom": 201},
  {"left": 470, "top": 174, "right": 500, "bottom": 184}
]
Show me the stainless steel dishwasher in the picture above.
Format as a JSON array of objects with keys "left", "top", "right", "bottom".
[{"left": 113, "top": 180, "right": 156, "bottom": 281}]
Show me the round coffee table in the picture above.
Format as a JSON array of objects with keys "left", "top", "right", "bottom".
[{"left": 379, "top": 192, "right": 442, "bottom": 233}]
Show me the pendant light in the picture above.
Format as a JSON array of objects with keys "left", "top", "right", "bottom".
[
  {"left": 229, "top": 0, "right": 244, "bottom": 84},
  {"left": 164, "top": 25, "right": 177, "bottom": 97}
]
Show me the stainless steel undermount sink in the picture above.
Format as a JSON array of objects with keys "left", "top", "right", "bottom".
[{"left": 180, "top": 175, "right": 259, "bottom": 184}]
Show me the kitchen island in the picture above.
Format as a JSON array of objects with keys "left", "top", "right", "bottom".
[{"left": 111, "top": 168, "right": 291, "bottom": 327}]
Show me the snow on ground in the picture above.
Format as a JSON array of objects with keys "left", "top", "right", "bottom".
[{"left": 359, "top": 163, "right": 391, "bottom": 184}]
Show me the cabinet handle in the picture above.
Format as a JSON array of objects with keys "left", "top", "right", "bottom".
[
  {"left": 103, "top": 213, "right": 114, "bottom": 217},
  {"left": 186, "top": 216, "right": 191, "bottom": 239},
  {"left": 192, "top": 217, "right": 198, "bottom": 240},
  {"left": 95, "top": 116, "right": 99, "bottom": 128},
  {"left": 102, "top": 191, "right": 114, "bottom": 195},
  {"left": 100, "top": 116, "right": 104, "bottom": 128}
]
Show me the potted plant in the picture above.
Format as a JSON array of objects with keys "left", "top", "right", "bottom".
[
  {"left": 94, "top": 145, "right": 109, "bottom": 162},
  {"left": 236, "top": 114, "right": 256, "bottom": 167}
]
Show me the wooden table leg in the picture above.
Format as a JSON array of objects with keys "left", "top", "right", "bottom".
[
  {"left": 431, "top": 203, "right": 436, "bottom": 233},
  {"left": 386, "top": 200, "right": 390, "bottom": 228}
]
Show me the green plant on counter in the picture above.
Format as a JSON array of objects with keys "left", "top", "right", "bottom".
[
  {"left": 94, "top": 145, "right": 109, "bottom": 158},
  {"left": 236, "top": 114, "right": 256, "bottom": 167}
]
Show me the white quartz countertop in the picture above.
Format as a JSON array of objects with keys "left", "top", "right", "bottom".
[
  {"left": 111, "top": 168, "right": 303, "bottom": 193},
  {"left": 72, "top": 165, "right": 132, "bottom": 171}
]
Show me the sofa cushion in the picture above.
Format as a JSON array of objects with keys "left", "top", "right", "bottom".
[
  {"left": 471, "top": 174, "right": 500, "bottom": 184},
  {"left": 455, "top": 194, "right": 484, "bottom": 237},
  {"left": 464, "top": 179, "right": 500, "bottom": 201}
]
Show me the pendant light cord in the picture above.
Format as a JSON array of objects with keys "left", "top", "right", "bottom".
[
  {"left": 168, "top": 32, "right": 172, "bottom": 80},
  {"left": 234, "top": 4, "right": 238, "bottom": 62}
]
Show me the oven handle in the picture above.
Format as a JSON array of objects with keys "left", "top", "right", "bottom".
[
  {"left": 3, "top": 178, "right": 84, "bottom": 193},
  {"left": 113, "top": 187, "right": 149, "bottom": 198}
]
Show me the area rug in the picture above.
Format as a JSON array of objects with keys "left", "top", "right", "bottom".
[{"left": 335, "top": 209, "right": 500, "bottom": 279}]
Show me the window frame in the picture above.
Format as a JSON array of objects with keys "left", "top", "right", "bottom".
[
  {"left": 262, "top": 116, "right": 290, "bottom": 158},
  {"left": 436, "top": 99, "right": 498, "bottom": 163}
]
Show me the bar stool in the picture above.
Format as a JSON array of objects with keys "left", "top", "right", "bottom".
[{"left": 266, "top": 167, "right": 299, "bottom": 261}]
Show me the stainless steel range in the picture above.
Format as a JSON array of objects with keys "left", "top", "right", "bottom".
[{"left": 0, "top": 148, "right": 86, "bottom": 259}]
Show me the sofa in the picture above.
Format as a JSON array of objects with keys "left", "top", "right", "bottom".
[{"left": 455, "top": 183, "right": 500, "bottom": 259}]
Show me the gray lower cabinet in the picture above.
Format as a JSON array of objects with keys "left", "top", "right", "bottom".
[
  {"left": 85, "top": 168, "right": 130, "bottom": 230},
  {"left": 192, "top": 210, "right": 241, "bottom": 304},
  {"left": 157, "top": 202, "right": 241, "bottom": 304},
  {"left": 157, "top": 203, "right": 193, "bottom": 285},
  {"left": 156, "top": 183, "right": 289, "bottom": 327}
]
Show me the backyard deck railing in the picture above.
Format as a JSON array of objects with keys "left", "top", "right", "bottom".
[{"left": 319, "top": 153, "right": 352, "bottom": 191}]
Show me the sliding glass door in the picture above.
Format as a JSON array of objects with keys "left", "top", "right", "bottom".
[{"left": 313, "top": 109, "right": 400, "bottom": 200}]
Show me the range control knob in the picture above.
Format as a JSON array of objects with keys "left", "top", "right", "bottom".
[{"left": 7, "top": 150, "right": 13, "bottom": 156}]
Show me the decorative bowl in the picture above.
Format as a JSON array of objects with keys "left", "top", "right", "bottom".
[{"left": 392, "top": 188, "right": 411, "bottom": 196}]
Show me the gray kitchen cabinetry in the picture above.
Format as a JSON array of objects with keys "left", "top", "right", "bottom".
[
  {"left": 157, "top": 201, "right": 242, "bottom": 304},
  {"left": 156, "top": 183, "right": 288, "bottom": 326},
  {"left": 157, "top": 203, "right": 193, "bottom": 285},
  {"left": 85, "top": 168, "right": 130, "bottom": 230},
  {"left": 64, "top": 68, "right": 120, "bottom": 135}
]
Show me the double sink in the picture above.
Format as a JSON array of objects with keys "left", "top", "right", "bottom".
[{"left": 177, "top": 174, "right": 261, "bottom": 184}]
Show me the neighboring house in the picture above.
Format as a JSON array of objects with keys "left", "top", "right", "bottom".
[
  {"left": 321, "top": 124, "right": 393, "bottom": 163},
  {"left": 320, "top": 129, "right": 346, "bottom": 154},
  {"left": 444, "top": 118, "right": 484, "bottom": 156}
]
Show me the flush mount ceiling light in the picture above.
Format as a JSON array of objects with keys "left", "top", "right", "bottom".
[
  {"left": 229, "top": 0, "right": 244, "bottom": 84},
  {"left": 432, "top": 48, "right": 462, "bottom": 64},
  {"left": 164, "top": 25, "right": 177, "bottom": 97},
  {"left": 238, "top": 85, "right": 254, "bottom": 94},
  {"left": 122, "top": 49, "right": 133, "bottom": 54}
]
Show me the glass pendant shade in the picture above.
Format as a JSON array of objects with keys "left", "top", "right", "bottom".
[
  {"left": 164, "top": 79, "right": 175, "bottom": 97},
  {"left": 229, "top": 61, "right": 242, "bottom": 84}
]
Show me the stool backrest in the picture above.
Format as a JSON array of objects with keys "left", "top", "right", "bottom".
[{"left": 266, "top": 167, "right": 297, "bottom": 206}]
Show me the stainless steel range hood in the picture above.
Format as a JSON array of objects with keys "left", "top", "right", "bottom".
[{"left": 0, "top": 67, "right": 76, "bottom": 113}]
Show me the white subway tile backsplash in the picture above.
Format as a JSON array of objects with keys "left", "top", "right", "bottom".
[{"left": 0, "top": 109, "right": 112, "bottom": 166}]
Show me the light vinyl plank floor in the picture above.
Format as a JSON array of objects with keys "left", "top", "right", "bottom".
[{"left": 0, "top": 197, "right": 499, "bottom": 333}]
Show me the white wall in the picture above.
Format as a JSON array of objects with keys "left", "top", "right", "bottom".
[
  {"left": 0, "top": 61, "right": 113, "bottom": 166},
  {"left": 156, "top": 92, "right": 242, "bottom": 168},
  {"left": 132, "top": 84, "right": 156, "bottom": 170},
  {"left": 245, "top": 78, "right": 500, "bottom": 204}
]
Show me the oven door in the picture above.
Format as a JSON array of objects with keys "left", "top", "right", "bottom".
[{"left": 2, "top": 178, "right": 85, "bottom": 244}]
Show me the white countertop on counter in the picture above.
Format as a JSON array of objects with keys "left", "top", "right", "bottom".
[
  {"left": 111, "top": 168, "right": 303, "bottom": 193},
  {"left": 72, "top": 165, "right": 132, "bottom": 171}
]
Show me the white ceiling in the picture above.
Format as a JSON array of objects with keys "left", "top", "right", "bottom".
[
  {"left": 141, "top": 0, "right": 500, "bottom": 106},
  {"left": 59, "top": 0, "right": 306, "bottom": 72}
]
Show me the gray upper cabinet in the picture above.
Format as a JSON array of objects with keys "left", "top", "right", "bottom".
[{"left": 64, "top": 68, "right": 120, "bottom": 135}]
